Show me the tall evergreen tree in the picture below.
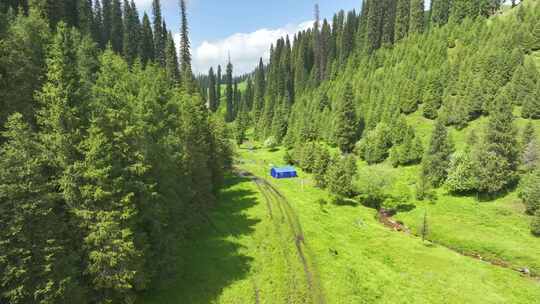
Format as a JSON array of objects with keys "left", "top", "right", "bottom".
[
  {"left": 381, "top": 0, "right": 396, "bottom": 47},
  {"left": 139, "top": 12, "right": 154, "bottom": 65},
  {"left": 165, "top": 31, "right": 180, "bottom": 84},
  {"left": 0, "top": 8, "right": 50, "bottom": 127},
  {"left": 431, "top": 0, "right": 451, "bottom": 26},
  {"left": 78, "top": 0, "right": 94, "bottom": 36},
  {"left": 409, "top": 0, "right": 425, "bottom": 34},
  {"left": 422, "top": 120, "right": 454, "bottom": 187},
  {"left": 102, "top": 0, "right": 112, "bottom": 45},
  {"left": 122, "top": 0, "right": 140, "bottom": 65},
  {"left": 334, "top": 83, "right": 358, "bottom": 153},
  {"left": 0, "top": 114, "right": 84, "bottom": 304},
  {"left": 253, "top": 58, "right": 265, "bottom": 121},
  {"left": 216, "top": 64, "right": 222, "bottom": 102},
  {"left": 476, "top": 90, "right": 520, "bottom": 194},
  {"left": 93, "top": 0, "right": 104, "bottom": 47},
  {"left": 225, "top": 59, "right": 234, "bottom": 122},
  {"left": 366, "top": 0, "right": 383, "bottom": 53},
  {"left": 208, "top": 67, "right": 217, "bottom": 112},
  {"left": 179, "top": 0, "right": 193, "bottom": 87},
  {"left": 152, "top": 0, "right": 165, "bottom": 65},
  {"left": 394, "top": 0, "right": 410, "bottom": 42},
  {"left": 110, "top": 0, "right": 123, "bottom": 53}
]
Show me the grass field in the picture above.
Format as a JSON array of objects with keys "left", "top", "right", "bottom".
[
  {"left": 236, "top": 146, "right": 540, "bottom": 303},
  {"left": 139, "top": 174, "right": 318, "bottom": 304}
]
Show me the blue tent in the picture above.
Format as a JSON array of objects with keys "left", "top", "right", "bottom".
[{"left": 270, "top": 166, "right": 298, "bottom": 179}]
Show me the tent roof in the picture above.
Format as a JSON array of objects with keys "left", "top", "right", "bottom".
[{"left": 272, "top": 166, "right": 297, "bottom": 173}]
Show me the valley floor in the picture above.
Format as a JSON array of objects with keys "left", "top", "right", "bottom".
[{"left": 141, "top": 145, "right": 540, "bottom": 304}]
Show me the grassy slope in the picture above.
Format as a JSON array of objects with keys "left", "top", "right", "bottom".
[
  {"left": 139, "top": 175, "right": 312, "bottom": 304},
  {"left": 237, "top": 146, "right": 540, "bottom": 303}
]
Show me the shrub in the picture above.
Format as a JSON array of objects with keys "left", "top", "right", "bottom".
[
  {"left": 531, "top": 211, "right": 540, "bottom": 237},
  {"left": 264, "top": 136, "right": 277, "bottom": 149},
  {"left": 519, "top": 169, "right": 540, "bottom": 215}
]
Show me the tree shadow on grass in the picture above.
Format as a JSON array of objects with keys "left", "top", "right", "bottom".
[{"left": 140, "top": 176, "right": 261, "bottom": 304}]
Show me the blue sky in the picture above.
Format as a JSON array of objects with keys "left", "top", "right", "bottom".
[{"left": 135, "top": 0, "right": 363, "bottom": 74}]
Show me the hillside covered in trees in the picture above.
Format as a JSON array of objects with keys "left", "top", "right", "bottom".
[
  {"left": 0, "top": 1, "right": 232, "bottom": 303},
  {"left": 203, "top": 0, "right": 540, "bottom": 235}
]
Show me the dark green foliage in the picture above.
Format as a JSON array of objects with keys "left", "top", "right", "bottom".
[
  {"left": 531, "top": 211, "right": 540, "bottom": 236},
  {"left": 334, "top": 83, "right": 358, "bottom": 153},
  {"left": 422, "top": 120, "right": 454, "bottom": 187},
  {"left": 152, "top": 0, "right": 165, "bottom": 65},
  {"left": 409, "top": 0, "right": 424, "bottom": 34},
  {"left": 208, "top": 67, "right": 218, "bottom": 112},
  {"left": 78, "top": 0, "right": 94, "bottom": 35},
  {"left": 366, "top": 0, "right": 383, "bottom": 53},
  {"left": 216, "top": 64, "right": 222, "bottom": 101},
  {"left": 0, "top": 8, "right": 50, "bottom": 127},
  {"left": 0, "top": 3, "right": 233, "bottom": 302},
  {"left": 110, "top": 0, "right": 123, "bottom": 53},
  {"left": 139, "top": 13, "right": 154, "bottom": 65},
  {"left": 475, "top": 90, "right": 519, "bottom": 194},
  {"left": 380, "top": 0, "right": 396, "bottom": 47},
  {"left": 522, "top": 122, "right": 539, "bottom": 172},
  {"left": 431, "top": 0, "right": 451, "bottom": 26},
  {"left": 313, "top": 144, "right": 331, "bottom": 188},
  {"left": 420, "top": 211, "right": 430, "bottom": 242},
  {"left": 123, "top": 0, "right": 140, "bottom": 65},
  {"left": 235, "top": 105, "right": 249, "bottom": 145},
  {"left": 326, "top": 154, "right": 357, "bottom": 199},
  {"left": 165, "top": 31, "right": 180, "bottom": 83},
  {"left": 394, "top": 0, "right": 410, "bottom": 42},
  {"left": 179, "top": 0, "right": 193, "bottom": 87},
  {"left": 225, "top": 60, "right": 234, "bottom": 122},
  {"left": 357, "top": 123, "right": 393, "bottom": 164},
  {"left": 519, "top": 169, "right": 540, "bottom": 215},
  {"left": 522, "top": 81, "right": 540, "bottom": 119},
  {"left": 389, "top": 127, "right": 424, "bottom": 167},
  {"left": 0, "top": 114, "right": 84, "bottom": 303}
]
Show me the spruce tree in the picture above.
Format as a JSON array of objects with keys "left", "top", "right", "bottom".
[
  {"left": 208, "top": 67, "right": 217, "bottom": 112},
  {"left": 381, "top": 0, "right": 396, "bottom": 47},
  {"left": 165, "top": 31, "right": 180, "bottom": 84},
  {"left": 431, "top": 0, "right": 451, "bottom": 27},
  {"left": 313, "top": 144, "right": 331, "bottom": 188},
  {"left": 110, "top": 0, "right": 123, "bottom": 53},
  {"left": 225, "top": 59, "right": 234, "bottom": 122},
  {"left": 366, "top": 0, "right": 383, "bottom": 53},
  {"left": 93, "top": 0, "right": 104, "bottom": 47},
  {"left": 78, "top": 51, "right": 146, "bottom": 303},
  {"left": 394, "top": 0, "right": 410, "bottom": 42},
  {"left": 422, "top": 120, "right": 454, "bottom": 187},
  {"left": 476, "top": 90, "right": 519, "bottom": 195},
  {"left": 139, "top": 12, "right": 154, "bottom": 65},
  {"left": 522, "top": 81, "right": 540, "bottom": 119},
  {"left": 216, "top": 64, "right": 222, "bottom": 102},
  {"left": 77, "top": 0, "right": 94, "bottom": 36},
  {"left": 253, "top": 58, "right": 265, "bottom": 122},
  {"left": 0, "top": 113, "right": 84, "bottom": 304},
  {"left": 179, "top": 0, "right": 193, "bottom": 87},
  {"left": 152, "top": 0, "right": 165, "bottom": 65},
  {"left": 326, "top": 154, "right": 358, "bottom": 199},
  {"left": 409, "top": 0, "right": 424, "bottom": 34},
  {"left": 334, "top": 83, "right": 358, "bottom": 153},
  {"left": 122, "top": 0, "right": 140, "bottom": 65},
  {"left": 0, "top": 8, "right": 50, "bottom": 128}
]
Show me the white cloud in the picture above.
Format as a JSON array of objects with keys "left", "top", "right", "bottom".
[
  {"left": 188, "top": 20, "right": 313, "bottom": 75},
  {"left": 133, "top": 0, "right": 152, "bottom": 10}
]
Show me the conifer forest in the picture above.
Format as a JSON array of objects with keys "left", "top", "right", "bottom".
[{"left": 1, "top": 0, "right": 540, "bottom": 303}]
